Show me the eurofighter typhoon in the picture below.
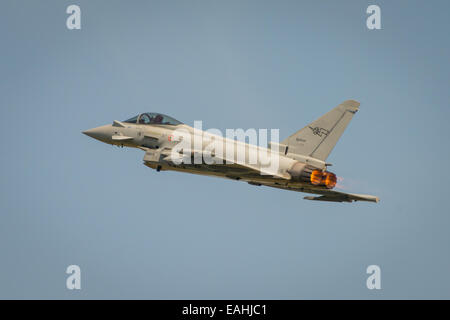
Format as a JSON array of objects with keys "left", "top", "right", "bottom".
[{"left": 83, "top": 100, "right": 379, "bottom": 203}]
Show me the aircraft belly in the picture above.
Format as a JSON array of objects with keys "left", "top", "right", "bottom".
[
  {"left": 143, "top": 161, "right": 285, "bottom": 183},
  {"left": 143, "top": 161, "right": 323, "bottom": 189},
  {"left": 142, "top": 161, "right": 377, "bottom": 202}
]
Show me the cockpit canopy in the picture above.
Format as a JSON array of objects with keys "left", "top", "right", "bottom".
[{"left": 124, "top": 113, "right": 182, "bottom": 126}]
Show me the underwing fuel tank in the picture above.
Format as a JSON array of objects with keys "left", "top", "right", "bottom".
[{"left": 287, "top": 162, "right": 337, "bottom": 189}]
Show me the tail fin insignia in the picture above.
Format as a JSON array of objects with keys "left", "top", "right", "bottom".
[{"left": 281, "top": 100, "right": 360, "bottom": 161}]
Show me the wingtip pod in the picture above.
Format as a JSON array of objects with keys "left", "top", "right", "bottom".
[{"left": 350, "top": 193, "right": 379, "bottom": 203}]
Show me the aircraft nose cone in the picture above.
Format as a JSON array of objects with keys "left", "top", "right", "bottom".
[
  {"left": 82, "top": 129, "right": 93, "bottom": 137},
  {"left": 82, "top": 127, "right": 100, "bottom": 139},
  {"left": 82, "top": 125, "right": 111, "bottom": 143}
]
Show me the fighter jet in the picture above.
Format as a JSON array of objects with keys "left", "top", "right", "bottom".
[{"left": 83, "top": 100, "right": 379, "bottom": 203}]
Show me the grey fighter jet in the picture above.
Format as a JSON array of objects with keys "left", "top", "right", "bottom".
[{"left": 83, "top": 100, "right": 379, "bottom": 203}]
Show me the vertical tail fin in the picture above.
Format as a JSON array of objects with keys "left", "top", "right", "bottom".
[{"left": 281, "top": 100, "right": 360, "bottom": 161}]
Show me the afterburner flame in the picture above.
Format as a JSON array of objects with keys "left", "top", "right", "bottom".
[
  {"left": 308, "top": 170, "right": 337, "bottom": 189},
  {"left": 310, "top": 170, "right": 323, "bottom": 185},
  {"left": 324, "top": 172, "right": 337, "bottom": 189}
]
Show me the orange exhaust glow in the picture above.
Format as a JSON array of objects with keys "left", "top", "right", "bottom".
[
  {"left": 308, "top": 170, "right": 337, "bottom": 189},
  {"left": 310, "top": 170, "right": 323, "bottom": 185},
  {"left": 324, "top": 172, "right": 337, "bottom": 189}
]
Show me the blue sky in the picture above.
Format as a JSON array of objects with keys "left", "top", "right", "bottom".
[{"left": 1, "top": 0, "right": 449, "bottom": 298}]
